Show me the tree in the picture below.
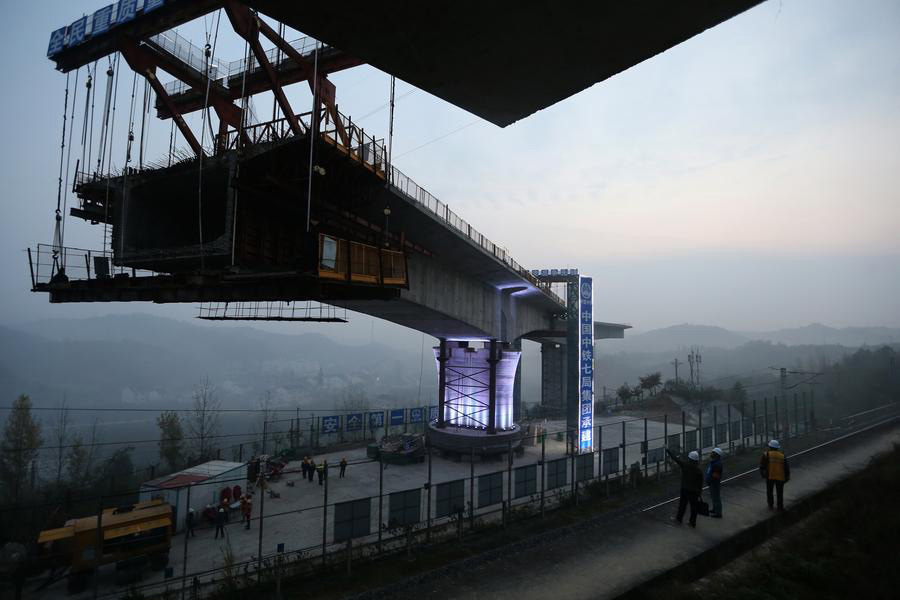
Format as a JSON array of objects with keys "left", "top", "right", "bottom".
[
  {"left": 0, "top": 395, "right": 43, "bottom": 503},
  {"left": 187, "top": 378, "right": 221, "bottom": 461},
  {"left": 253, "top": 391, "right": 284, "bottom": 455},
  {"left": 66, "top": 433, "right": 89, "bottom": 485},
  {"left": 639, "top": 372, "right": 663, "bottom": 397},
  {"left": 100, "top": 446, "right": 135, "bottom": 493},
  {"left": 616, "top": 384, "right": 632, "bottom": 406},
  {"left": 156, "top": 411, "right": 184, "bottom": 472},
  {"left": 51, "top": 397, "right": 71, "bottom": 487}
]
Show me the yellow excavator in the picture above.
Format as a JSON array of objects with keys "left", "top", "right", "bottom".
[{"left": 36, "top": 498, "right": 173, "bottom": 593}]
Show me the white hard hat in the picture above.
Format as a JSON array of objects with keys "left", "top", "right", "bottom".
[
  {"left": 189, "top": 508, "right": 195, "bottom": 513},
  {"left": 688, "top": 451, "right": 700, "bottom": 461},
  {"left": 712, "top": 447, "right": 723, "bottom": 456},
  {"left": 768, "top": 439, "right": 780, "bottom": 449}
]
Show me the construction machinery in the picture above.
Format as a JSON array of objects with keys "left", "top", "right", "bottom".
[{"left": 36, "top": 498, "right": 173, "bottom": 593}]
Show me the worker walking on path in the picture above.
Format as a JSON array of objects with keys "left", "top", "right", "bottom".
[
  {"left": 706, "top": 448, "right": 724, "bottom": 518},
  {"left": 316, "top": 461, "right": 325, "bottom": 485},
  {"left": 186, "top": 508, "right": 196, "bottom": 537},
  {"left": 666, "top": 447, "right": 703, "bottom": 528},
  {"left": 760, "top": 439, "right": 790, "bottom": 511},
  {"left": 339, "top": 457, "right": 347, "bottom": 478},
  {"left": 214, "top": 507, "right": 226, "bottom": 539},
  {"left": 308, "top": 459, "right": 316, "bottom": 483}
]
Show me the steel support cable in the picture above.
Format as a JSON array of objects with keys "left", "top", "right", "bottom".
[
  {"left": 198, "top": 8, "right": 223, "bottom": 269},
  {"left": 305, "top": 39, "right": 319, "bottom": 233},
  {"left": 60, "top": 68, "right": 81, "bottom": 263},
  {"left": 119, "top": 71, "right": 139, "bottom": 256},
  {"left": 102, "top": 53, "right": 121, "bottom": 253},
  {"left": 139, "top": 78, "right": 149, "bottom": 169},
  {"left": 97, "top": 56, "right": 115, "bottom": 175},
  {"left": 386, "top": 75, "right": 396, "bottom": 184},
  {"left": 231, "top": 37, "right": 252, "bottom": 266},
  {"left": 52, "top": 72, "right": 71, "bottom": 274},
  {"left": 82, "top": 61, "right": 97, "bottom": 176}
]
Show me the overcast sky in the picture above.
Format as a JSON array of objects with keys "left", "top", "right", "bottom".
[{"left": 1, "top": 0, "right": 898, "bottom": 344}]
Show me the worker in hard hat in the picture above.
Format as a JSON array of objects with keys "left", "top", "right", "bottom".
[
  {"left": 760, "top": 439, "right": 790, "bottom": 510},
  {"left": 706, "top": 448, "right": 724, "bottom": 518},
  {"left": 665, "top": 447, "right": 703, "bottom": 527}
]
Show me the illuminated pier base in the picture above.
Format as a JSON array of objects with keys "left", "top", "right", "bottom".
[{"left": 427, "top": 339, "right": 523, "bottom": 455}]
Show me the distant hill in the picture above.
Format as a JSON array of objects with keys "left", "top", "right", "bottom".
[
  {"left": 600, "top": 322, "right": 900, "bottom": 355},
  {"left": 0, "top": 314, "right": 429, "bottom": 411},
  {"left": 607, "top": 324, "right": 749, "bottom": 354},
  {"left": 746, "top": 323, "right": 900, "bottom": 348}
]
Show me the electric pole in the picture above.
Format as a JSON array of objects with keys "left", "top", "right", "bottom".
[
  {"left": 671, "top": 358, "right": 681, "bottom": 384},
  {"left": 688, "top": 350, "right": 695, "bottom": 387}
]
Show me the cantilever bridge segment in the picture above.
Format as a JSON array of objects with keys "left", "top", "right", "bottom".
[{"left": 32, "top": 0, "right": 751, "bottom": 452}]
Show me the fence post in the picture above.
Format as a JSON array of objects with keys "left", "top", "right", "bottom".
[
  {"left": 753, "top": 398, "right": 758, "bottom": 447},
  {"left": 258, "top": 469, "right": 266, "bottom": 581},
  {"left": 727, "top": 403, "right": 733, "bottom": 453},
  {"left": 698, "top": 406, "right": 703, "bottom": 454},
  {"left": 377, "top": 452, "right": 383, "bottom": 554},
  {"left": 620, "top": 420, "right": 626, "bottom": 483},
  {"left": 426, "top": 441, "right": 433, "bottom": 542},
  {"left": 802, "top": 392, "right": 808, "bottom": 435},
  {"left": 663, "top": 414, "right": 668, "bottom": 473},
  {"left": 713, "top": 405, "right": 718, "bottom": 447},
  {"left": 321, "top": 462, "right": 329, "bottom": 565},
  {"left": 571, "top": 430, "right": 577, "bottom": 499},
  {"left": 180, "top": 483, "right": 192, "bottom": 600},
  {"left": 92, "top": 495, "right": 103, "bottom": 600},
  {"left": 506, "top": 441, "right": 513, "bottom": 522},
  {"left": 540, "top": 433, "right": 546, "bottom": 518},
  {"left": 643, "top": 418, "right": 648, "bottom": 478},
  {"left": 764, "top": 397, "right": 769, "bottom": 444},
  {"left": 469, "top": 446, "right": 475, "bottom": 530},
  {"left": 774, "top": 396, "right": 779, "bottom": 440},
  {"left": 794, "top": 393, "right": 799, "bottom": 438}
]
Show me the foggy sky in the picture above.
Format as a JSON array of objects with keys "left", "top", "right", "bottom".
[{"left": 1, "top": 0, "right": 898, "bottom": 346}]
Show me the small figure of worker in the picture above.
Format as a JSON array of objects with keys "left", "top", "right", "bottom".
[
  {"left": 223, "top": 496, "right": 234, "bottom": 522},
  {"left": 186, "top": 507, "right": 196, "bottom": 537},
  {"left": 760, "top": 439, "right": 790, "bottom": 511},
  {"left": 339, "top": 457, "right": 347, "bottom": 478},
  {"left": 308, "top": 459, "right": 316, "bottom": 483},
  {"left": 241, "top": 495, "right": 253, "bottom": 530},
  {"left": 666, "top": 447, "right": 703, "bottom": 528},
  {"left": 706, "top": 447, "right": 724, "bottom": 518},
  {"left": 214, "top": 507, "right": 226, "bottom": 539},
  {"left": 317, "top": 461, "right": 325, "bottom": 485},
  {"left": 301, "top": 457, "right": 309, "bottom": 479}
]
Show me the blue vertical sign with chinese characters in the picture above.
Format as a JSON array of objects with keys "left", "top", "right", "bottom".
[{"left": 579, "top": 277, "right": 593, "bottom": 451}]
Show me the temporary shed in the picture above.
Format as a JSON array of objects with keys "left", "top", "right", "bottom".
[{"left": 139, "top": 461, "right": 246, "bottom": 531}]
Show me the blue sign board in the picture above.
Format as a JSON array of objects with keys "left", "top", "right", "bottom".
[
  {"left": 48, "top": 1, "right": 168, "bottom": 57},
  {"left": 345, "top": 412, "right": 364, "bottom": 433},
  {"left": 579, "top": 277, "right": 593, "bottom": 451},
  {"left": 321, "top": 415, "right": 340, "bottom": 435},
  {"left": 390, "top": 409, "right": 405, "bottom": 426},
  {"left": 428, "top": 405, "right": 439, "bottom": 423},
  {"left": 368, "top": 411, "right": 385, "bottom": 429},
  {"left": 409, "top": 407, "right": 424, "bottom": 423}
]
